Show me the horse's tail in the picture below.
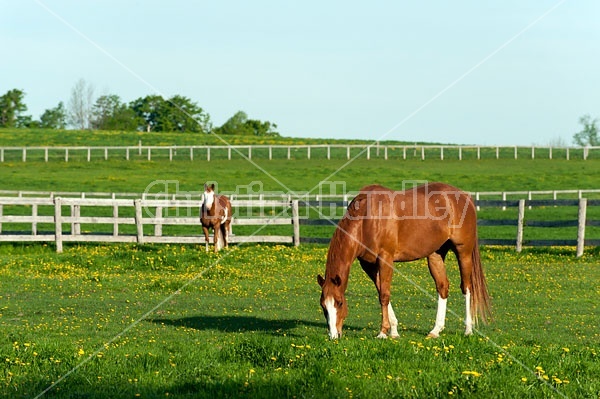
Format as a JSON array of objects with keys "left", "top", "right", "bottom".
[{"left": 470, "top": 237, "right": 492, "bottom": 324}]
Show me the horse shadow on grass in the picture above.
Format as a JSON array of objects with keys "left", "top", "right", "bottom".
[
  {"left": 149, "top": 315, "right": 326, "bottom": 336},
  {"left": 148, "top": 315, "right": 375, "bottom": 337}
]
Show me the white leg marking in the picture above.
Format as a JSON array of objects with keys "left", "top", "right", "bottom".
[
  {"left": 428, "top": 295, "right": 447, "bottom": 338},
  {"left": 324, "top": 297, "right": 339, "bottom": 339},
  {"left": 388, "top": 302, "right": 399, "bottom": 338},
  {"left": 464, "top": 288, "right": 473, "bottom": 336}
]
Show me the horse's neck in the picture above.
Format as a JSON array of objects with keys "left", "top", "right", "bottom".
[
  {"left": 325, "top": 228, "right": 358, "bottom": 285},
  {"left": 203, "top": 200, "right": 217, "bottom": 216}
]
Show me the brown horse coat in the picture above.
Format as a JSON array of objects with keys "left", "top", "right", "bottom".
[
  {"left": 200, "top": 183, "right": 232, "bottom": 252},
  {"left": 318, "top": 182, "right": 491, "bottom": 339}
]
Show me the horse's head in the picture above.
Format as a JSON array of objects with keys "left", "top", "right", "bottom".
[
  {"left": 202, "top": 183, "right": 216, "bottom": 209},
  {"left": 317, "top": 274, "right": 348, "bottom": 339}
]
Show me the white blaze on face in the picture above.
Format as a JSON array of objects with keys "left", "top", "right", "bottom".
[
  {"left": 203, "top": 190, "right": 215, "bottom": 210},
  {"left": 324, "top": 296, "right": 339, "bottom": 339}
]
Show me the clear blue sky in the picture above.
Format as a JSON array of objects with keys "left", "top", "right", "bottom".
[{"left": 2, "top": 0, "right": 599, "bottom": 145}]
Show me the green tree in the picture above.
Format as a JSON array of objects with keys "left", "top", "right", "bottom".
[
  {"left": 39, "top": 101, "right": 67, "bottom": 129},
  {"left": 0, "top": 89, "right": 29, "bottom": 128},
  {"left": 91, "top": 94, "right": 139, "bottom": 131},
  {"left": 130, "top": 94, "right": 211, "bottom": 133},
  {"left": 165, "top": 95, "right": 211, "bottom": 133},
  {"left": 573, "top": 114, "right": 599, "bottom": 146},
  {"left": 214, "top": 110, "right": 279, "bottom": 136},
  {"left": 130, "top": 95, "right": 166, "bottom": 132}
]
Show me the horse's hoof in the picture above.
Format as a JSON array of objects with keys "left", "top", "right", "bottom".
[
  {"left": 389, "top": 333, "right": 400, "bottom": 339},
  {"left": 376, "top": 332, "right": 388, "bottom": 339},
  {"left": 426, "top": 332, "right": 439, "bottom": 339}
]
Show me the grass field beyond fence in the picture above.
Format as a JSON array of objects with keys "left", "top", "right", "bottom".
[{"left": 0, "top": 243, "right": 598, "bottom": 398}]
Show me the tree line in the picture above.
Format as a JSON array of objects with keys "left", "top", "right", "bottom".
[{"left": 0, "top": 79, "right": 279, "bottom": 136}]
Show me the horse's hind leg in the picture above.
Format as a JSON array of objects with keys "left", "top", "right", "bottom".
[
  {"left": 455, "top": 246, "right": 474, "bottom": 335},
  {"left": 427, "top": 251, "right": 449, "bottom": 338}
]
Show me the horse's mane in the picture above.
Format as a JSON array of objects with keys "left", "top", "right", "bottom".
[{"left": 325, "top": 193, "right": 369, "bottom": 272}]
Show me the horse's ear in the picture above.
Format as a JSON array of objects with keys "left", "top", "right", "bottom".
[
  {"left": 204, "top": 183, "right": 208, "bottom": 190},
  {"left": 332, "top": 275, "right": 342, "bottom": 287},
  {"left": 210, "top": 183, "right": 215, "bottom": 190},
  {"left": 317, "top": 275, "right": 325, "bottom": 287}
]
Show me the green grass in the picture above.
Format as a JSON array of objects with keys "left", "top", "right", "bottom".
[
  {"left": 0, "top": 243, "right": 598, "bottom": 398},
  {"left": 1, "top": 158, "right": 599, "bottom": 195},
  {"left": 0, "top": 129, "right": 599, "bottom": 397}
]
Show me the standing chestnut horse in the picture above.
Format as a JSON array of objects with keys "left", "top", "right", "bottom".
[
  {"left": 200, "top": 183, "right": 232, "bottom": 252},
  {"left": 317, "top": 182, "right": 491, "bottom": 339}
]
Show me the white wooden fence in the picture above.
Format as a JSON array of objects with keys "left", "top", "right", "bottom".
[
  {"left": 0, "top": 197, "right": 301, "bottom": 253},
  {"left": 0, "top": 143, "right": 599, "bottom": 162},
  {"left": 0, "top": 196, "right": 597, "bottom": 256}
]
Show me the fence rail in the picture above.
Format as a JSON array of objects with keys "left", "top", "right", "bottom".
[
  {"left": 0, "top": 196, "right": 598, "bottom": 256},
  {"left": 2, "top": 188, "right": 600, "bottom": 203},
  {"left": 1, "top": 143, "right": 599, "bottom": 162}
]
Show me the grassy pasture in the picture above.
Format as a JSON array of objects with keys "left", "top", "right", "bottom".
[
  {"left": 0, "top": 243, "right": 598, "bottom": 398},
  {"left": 0, "top": 128, "right": 599, "bottom": 397}
]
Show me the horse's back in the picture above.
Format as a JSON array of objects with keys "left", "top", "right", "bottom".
[{"left": 351, "top": 182, "right": 477, "bottom": 261}]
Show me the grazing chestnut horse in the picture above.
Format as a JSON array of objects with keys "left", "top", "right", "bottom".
[
  {"left": 317, "top": 182, "right": 491, "bottom": 339},
  {"left": 200, "top": 183, "right": 232, "bottom": 252}
]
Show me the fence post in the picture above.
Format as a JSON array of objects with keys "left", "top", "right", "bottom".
[
  {"left": 516, "top": 199, "right": 525, "bottom": 253},
  {"left": 292, "top": 200, "right": 300, "bottom": 246},
  {"left": 113, "top": 205, "right": 119, "bottom": 236},
  {"left": 155, "top": 206, "right": 163, "bottom": 237},
  {"left": 54, "top": 197, "right": 63, "bottom": 253},
  {"left": 0, "top": 204, "right": 3, "bottom": 234},
  {"left": 23, "top": 148, "right": 26, "bottom": 162},
  {"left": 440, "top": 146, "right": 444, "bottom": 161},
  {"left": 207, "top": 147, "right": 211, "bottom": 162},
  {"left": 72, "top": 204, "right": 81, "bottom": 235},
  {"left": 576, "top": 198, "right": 587, "bottom": 257},
  {"left": 135, "top": 199, "right": 144, "bottom": 244}
]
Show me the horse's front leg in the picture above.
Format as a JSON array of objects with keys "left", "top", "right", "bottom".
[
  {"left": 376, "top": 255, "right": 398, "bottom": 339},
  {"left": 202, "top": 225, "right": 210, "bottom": 252}
]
